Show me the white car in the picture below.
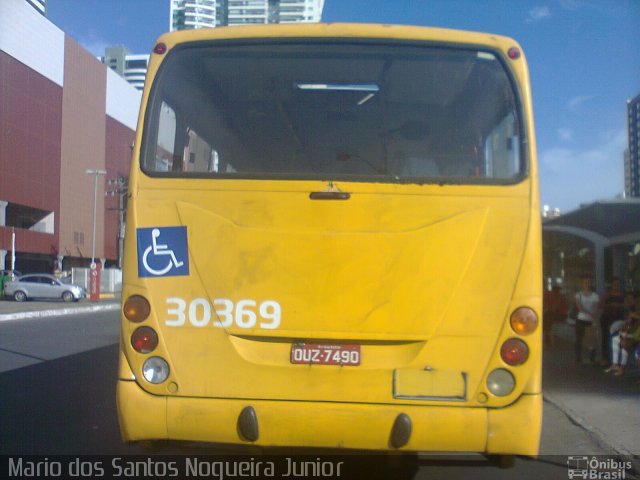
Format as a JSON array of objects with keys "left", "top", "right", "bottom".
[{"left": 4, "top": 274, "right": 86, "bottom": 302}]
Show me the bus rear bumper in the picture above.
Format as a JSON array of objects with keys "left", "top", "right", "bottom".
[{"left": 117, "top": 380, "right": 541, "bottom": 455}]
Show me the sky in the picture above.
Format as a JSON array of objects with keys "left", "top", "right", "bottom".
[{"left": 46, "top": 0, "right": 640, "bottom": 214}]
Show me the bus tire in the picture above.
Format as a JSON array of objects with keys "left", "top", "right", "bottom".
[
  {"left": 490, "top": 455, "right": 516, "bottom": 469},
  {"left": 138, "top": 440, "right": 162, "bottom": 452}
]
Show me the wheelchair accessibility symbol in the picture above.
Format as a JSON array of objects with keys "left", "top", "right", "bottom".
[{"left": 137, "top": 226, "right": 189, "bottom": 278}]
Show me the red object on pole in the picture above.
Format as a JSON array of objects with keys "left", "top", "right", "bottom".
[{"left": 89, "top": 262, "right": 102, "bottom": 302}]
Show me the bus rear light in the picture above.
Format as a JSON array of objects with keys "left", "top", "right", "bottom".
[
  {"left": 507, "top": 47, "right": 521, "bottom": 59},
  {"left": 131, "top": 326, "right": 158, "bottom": 354},
  {"left": 500, "top": 338, "right": 529, "bottom": 366},
  {"left": 510, "top": 307, "right": 538, "bottom": 335},
  {"left": 153, "top": 43, "right": 167, "bottom": 55},
  {"left": 142, "top": 357, "right": 170, "bottom": 384},
  {"left": 123, "top": 295, "right": 151, "bottom": 323},
  {"left": 486, "top": 369, "right": 515, "bottom": 397}
]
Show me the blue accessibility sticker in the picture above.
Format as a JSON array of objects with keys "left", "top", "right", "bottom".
[{"left": 137, "top": 226, "right": 189, "bottom": 278}]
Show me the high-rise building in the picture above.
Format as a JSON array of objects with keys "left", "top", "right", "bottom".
[
  {"left": 624, "top": 148, "right": 631, "bottom": 197},
  {"left": 105, "top": 0, "right": 326, "bottom": 91},
  {"left": 102, "top": 46, "right": 128, "bottom": 76},
  {"left": 625, "top": 94, "right": 640, "bottom": 197},
  {"left": 170, "top": 0, "right": 324, "bottom": 31},
  {"left": 123, "top": 54, "right": 150, "bottom": 91},
  {"left": 170, "top": 0, "right": 218, "bottom": 30},
  {"left": 100, "top": 46, "right": 149, "bottom": 92},
  {"left": 275, "top": 0, "right": 324, "bottom": 24},
  {"left": 25, "top": 0, "right": 46, "bottom": 16}
]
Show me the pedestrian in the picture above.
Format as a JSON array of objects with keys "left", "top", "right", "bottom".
[
  {"left": 605, "top": 295, "right": 640, "bottom": 376},
  {"left": 574, "top": 276, "right": 600, "bottom": 364},
  {"left": 598, "top": 278, "right": 626, "bottom": 365}
]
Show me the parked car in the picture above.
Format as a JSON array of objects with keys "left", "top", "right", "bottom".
[{"left": 4, "top": 274, "right": 85, "bottom": 302}]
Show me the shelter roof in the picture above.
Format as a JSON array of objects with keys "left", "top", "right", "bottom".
[{"left": 543, "top": 198, "right": 640, "bottom": 241}]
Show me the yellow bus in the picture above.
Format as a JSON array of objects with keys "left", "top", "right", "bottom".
[{"left": 117, "top": 23, "right": 542, "bottom": 459}]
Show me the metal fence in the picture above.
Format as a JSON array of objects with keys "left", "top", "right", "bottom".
[{"left": 71, "top": 268, "right": 122, "bottom": 293}]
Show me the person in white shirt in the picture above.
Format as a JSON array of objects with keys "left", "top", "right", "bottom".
[{"left": 574, "top": 276, "right": 600, "bottom": 363}]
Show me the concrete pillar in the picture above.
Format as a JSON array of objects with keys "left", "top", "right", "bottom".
[
  {"left": 57, "top": 255, "right": 65, "bottom": 272},
  {"left": 0, "top": 249, "right": 6, "bottom": 270},
  {"left": 0, "top": 200, "right": 7, "bottom": 226},
  {"left": 594, "top": 244, "right": 606, "bottom": 296}
]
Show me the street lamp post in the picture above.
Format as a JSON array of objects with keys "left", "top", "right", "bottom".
[
  {"left": 106, "top": 176, "right": 128, "bottom": 269},
  {"left": 86, "top": 169, "right": 107, "bottom": 267}
]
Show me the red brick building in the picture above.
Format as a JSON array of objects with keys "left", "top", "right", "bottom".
[{"left": 0, "top": 0, "right": 141, "bottom": 273}]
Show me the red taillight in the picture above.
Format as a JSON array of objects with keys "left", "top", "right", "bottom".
[
  {"left": 500, "top": 338, "right": 529, "bottom": 366},
  {"left": 510, "top": 307, "right": 538, "bottom": 335},
  {"left": 123, "top": 295, "right": 150, "bottom": 323},
  {"left": 153, "top": 42, "right": 167, "bottom": 55},
  {"left": 131, "top": 326, "right": 158, "bottom": 354}
]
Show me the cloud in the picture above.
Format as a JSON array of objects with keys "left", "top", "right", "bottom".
[
  {"left": 567, "top": 95, "right": 595, "bottom": 112},
  {"left": 558, "top": 128, "right": 574, "bottom": 142},
  {"left": 538, "top": 129, "right": 626, "bottom": 213},
  {"left": 526, "top": 6, "right": 552, "bottom": 22},
  {"left": 75, "top": 33, "right": 112, "bottom": 57}
]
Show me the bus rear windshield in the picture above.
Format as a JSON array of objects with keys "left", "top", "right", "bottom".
[{"left": 142, "top": 41, "right": 525, "bottom": 184}]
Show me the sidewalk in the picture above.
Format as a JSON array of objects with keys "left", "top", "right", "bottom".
[
  {"left": 543, "top": 323, "right": 640, "bottom": 457},
  {"left": 0, "top": 295, "right": 120, "bottom": 322}
]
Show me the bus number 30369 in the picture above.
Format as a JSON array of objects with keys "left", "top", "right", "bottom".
[{"left": 165, "top": 297, "right": 281, "bottom": 330}]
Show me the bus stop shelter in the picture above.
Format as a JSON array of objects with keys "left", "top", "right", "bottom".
[{"left": 542, "top": 198, "right": 640, "bottom": 295}]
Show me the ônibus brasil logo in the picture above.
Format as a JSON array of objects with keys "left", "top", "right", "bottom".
[{"left": 567, "top": 456, "right": 633, "bottom": 480}]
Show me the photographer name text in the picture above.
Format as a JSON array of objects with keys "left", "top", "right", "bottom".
[{"left": 8, "top": 457, "right": 344, "bottom": 479}]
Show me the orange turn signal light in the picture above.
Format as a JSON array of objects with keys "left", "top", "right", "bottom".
[
  {"left": 123, "top": 295, "right": 151, "bottom": 323},
  {"left": 510, "top": 307, "right": 538, "bottom": 335}
]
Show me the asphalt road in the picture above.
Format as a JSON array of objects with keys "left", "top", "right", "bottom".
[
  {"left": 0, "top": 309, "right": 119, "bottom": 372},
  {"left": 0, "top": 311, "right": 633, "bottom": 479}
]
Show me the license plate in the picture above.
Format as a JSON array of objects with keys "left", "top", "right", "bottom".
[{"left": 290, "top": 343, "right": 361, "bottom": 366}]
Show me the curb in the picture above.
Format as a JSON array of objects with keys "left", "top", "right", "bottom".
[
  {"left": 0, "top": 303, "right": 120, "bottom": 322},
  {"left": 543, "top": 393, "right": 635, "bottom": 458}
]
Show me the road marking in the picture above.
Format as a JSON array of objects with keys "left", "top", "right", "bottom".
[{"left": 0, "top": 303, "right": 119, "bottom": 322}]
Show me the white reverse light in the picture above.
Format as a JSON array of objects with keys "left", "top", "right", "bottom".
[
  {"left": 142, "top": 357, "right": 170, "bottom": 384},
  {"left": 486, "top": 368, "right": 515, "bottom": 397}
]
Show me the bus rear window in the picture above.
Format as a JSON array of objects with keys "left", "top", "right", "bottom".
[{"left": 142, "top": 42, "right": 524, "bottom": 183}]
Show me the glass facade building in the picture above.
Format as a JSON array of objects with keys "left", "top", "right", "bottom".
[
  {"left": 25, "top": 0, "right": 46, "bottom": 16},
  {"left": 626, "top": 94, "right": 640, "bottom": 197},
  {"left": 170, "top": 0, "right": 325, "bottom": 31}
]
